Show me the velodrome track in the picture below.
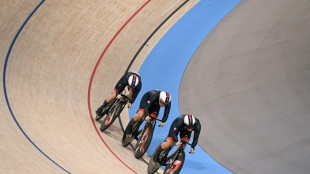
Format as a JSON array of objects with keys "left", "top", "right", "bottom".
[
  {"left": 1, "top": 1, "right": 199, "bottom": 173},
  {"left": 1, "top": 0, "right": 310, "bottom": 174}
]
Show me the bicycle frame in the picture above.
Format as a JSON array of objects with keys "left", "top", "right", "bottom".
[
  {"left": 100, "top": 94, "right": 129, "bottom": 131},
  {"left": 164, "top": 140, "right": 192, "bottom": 174}
]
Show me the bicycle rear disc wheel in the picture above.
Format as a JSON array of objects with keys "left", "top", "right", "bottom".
[
  {"left": 148, "top": 146, "right": 161, "bottom": 174},
  {"left": 95, "top": 106, "right": 109, "bottom": 121}
]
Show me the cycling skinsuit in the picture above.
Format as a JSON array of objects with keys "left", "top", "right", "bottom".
[
  {"left": 114, "top": 72, "right": 142, "bottom": 104},
  {"left": 138, "top": 89, "right": 171, "bottom": 123},
  {"left": 167, "top": 114, "right": 201, "bottom": 149}
]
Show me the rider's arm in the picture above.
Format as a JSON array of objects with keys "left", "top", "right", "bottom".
[
  {"left": 161, "top": 101, "right": 171, "bottom": 123},
  {"left": 115, "top": 73, "right": 128, "bottom": 96},
  {"left": 191, "top": 121, "right": 201, "bottom": 149},
  {"left": 171, "top": 118, "right": 183, "bottom": 142},
  {"left": 129, "top": 81, "right": 142, "bottom": 104}
]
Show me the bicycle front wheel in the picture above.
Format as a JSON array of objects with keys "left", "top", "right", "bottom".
[
  {"left": 134, "top": 124, "right": 154, "bottom": 159},
  {"left": 164, "top": 150, "right": 185, "bottom": 174},
  {"left": 100, "top": 102, "right": 122, "bottom": 131}
]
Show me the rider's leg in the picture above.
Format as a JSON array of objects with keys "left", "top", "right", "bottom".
[
  {"left": 126, "top": 92, "right": 148, "bottom": 133},
  {"left": 153, "top": 121, "right": 178, "bottom": 162},
  {"left": 161, "top": 138, "right": 175, "bottom": 149},
  {"left": 96, "top": 90, "right": 117, "bottom": 115},
  {"left": 153, "top": 138, "right": 175, "bottom": 162},
  {"left": 125, "top": 110, "right": 144, "bottom": 134},
  {"left": 180, "top": 136, "right": 190, "bottom": 149},
  {"left": 133, "top": 109, "right": 144, "bottom": 121}
]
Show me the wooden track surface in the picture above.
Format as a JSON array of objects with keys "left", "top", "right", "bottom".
[{"left": 0, "top": 0, "right": 198, "bottom": 173}]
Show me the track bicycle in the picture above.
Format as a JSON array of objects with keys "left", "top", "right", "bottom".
[
  {"left": 133, "top": 116, "right": 162, "bottom": 159},
  {"left": 96, "top": 94, "right": 129, "bottom": 131},
  {"left": 148, "top": 139, "right": 192, "bottom": 174}
]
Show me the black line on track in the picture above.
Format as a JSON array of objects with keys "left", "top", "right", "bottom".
[
  {"left": 125, "top": 0, "right": 190, "bottom": 73},
  {"left": 117, "top": 0, "right": 190, "bottom": 169}
]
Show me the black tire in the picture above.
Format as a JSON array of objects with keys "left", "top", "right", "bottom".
[
  {"left": 164, "top": 151, "right": 185, "bottom": 174},
  {"left": 122, "top": 131, "right": 131, "bottom": 147},
  {"left": 147, "top": 144, "right": 162, "bottom": 174},
  {"left": 134, "top": 124, "right": 154, "bottom": 159},
  {"left": 122, "top": 120, "right": 141, "bottom": 147},
  {"left": 95, "top": 105, "right": 110, "bottom": 121},
  {"left": 100, "top": 102, "right": 122, "bottom": 131},
  {"left": 95, "top": 114, "right": 103, "bottom": 121},
  {"left": 95, "top": 98, "right": 117, "bottom": 121},
  {"left": 122, "top": 124, "right": 134, "bottom": 147}
]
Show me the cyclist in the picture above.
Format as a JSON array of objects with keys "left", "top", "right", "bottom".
[
  {"left": 95, "top": 71, "right": 142, "bottom": 119},
  {"left": 152, "top": 114, "right": 201, "bottom": 163},
  {"left": 124, "top": 89, "right": 171, "bottom": 137}
]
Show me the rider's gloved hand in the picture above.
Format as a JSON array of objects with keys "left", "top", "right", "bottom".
[
  {"left": 159, "top": 122, "right": 165, "bottom": 127},
  {"left": 145, "top": 116, "right": 151, "bottom": 122},
  {"left": 190, "top": 148, "right": 196, "bottom": 154},
  {"left": 128, "top": 103, "right": 133, "bottom": 108},
  {"left": 175, "top": 141, "right": 182, "bottom": 146}
]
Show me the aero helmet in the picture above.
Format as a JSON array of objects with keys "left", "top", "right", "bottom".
[
  {"left": 159, "top": 91, "right": 171, "bottom": 106},
  {"left": 184, "top": 114, "right": 196, "bottom": 129},
  {"left": 128, "top": 75, "right": 139, "bottom": 88}
]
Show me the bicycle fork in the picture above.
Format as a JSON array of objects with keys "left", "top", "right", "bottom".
[
  {"left": 135, "top": 126, "right": 149, "bottom": 154},
  {"left": 166, "top": 150, "right": 182, "bottom": 172}
]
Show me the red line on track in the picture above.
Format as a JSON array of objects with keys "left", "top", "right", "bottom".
[{"left": 87, "top": 1, "right": 151, "bottom": 173}]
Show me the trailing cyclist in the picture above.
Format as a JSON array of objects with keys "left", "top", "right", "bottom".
[{"left": 95, "top": 71, "right": 142, "bottom": 120}]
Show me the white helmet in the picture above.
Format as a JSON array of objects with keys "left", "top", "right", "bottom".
[
  {"left": 184, "top": 114, "right": 196, "bottom": 129},
  {"left": 159, "top": 91, "right": 171, "bottom": 106},
  {"left": 128, "top": 75, "right": 139, "bottom": 88}
]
